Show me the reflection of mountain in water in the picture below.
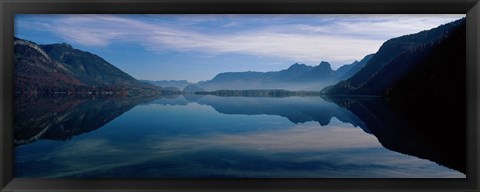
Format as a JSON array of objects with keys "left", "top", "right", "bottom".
[
  {"left": 147, "top": 95, "right": 189, "bottom": 106},
  {"left": 14, "top": 95, "right": 157, "bottom": 146},
  {"left": 185, "top": 95, "right": 465, "bottom": 174},
  {"left": 323, "top": 96, "right": 465, "bottom": 174},
  {"left": 15, "top": 94, "right": 465, "bottom": 174},
  {"left": 187, "top": 95, "right": 368, "bottom": 130}
]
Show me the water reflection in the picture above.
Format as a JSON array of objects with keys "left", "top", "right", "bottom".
[
  {"left": 14, "top": 94, "right": 466, "bottom": 178},
  {"left": 324, "top": 96, "right": 466, "bottom": 174},
  {"left": 14, "top": 95, "right": 158, "bottom": 145}
]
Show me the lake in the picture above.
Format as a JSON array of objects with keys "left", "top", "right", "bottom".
[{"left": 14, "top": 94, "right": 466, "bottom": 178}]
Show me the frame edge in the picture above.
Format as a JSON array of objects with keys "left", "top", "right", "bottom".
[{"left": 1, "top": 0, "right": 480, "bottom": 191}]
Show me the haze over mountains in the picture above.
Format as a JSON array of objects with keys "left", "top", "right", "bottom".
[
  {"left": 194, "top": 55, "right": 373, "bottom": 91},
  {"left": 138, "top": 54, "right": 374, "bottom": 92}
]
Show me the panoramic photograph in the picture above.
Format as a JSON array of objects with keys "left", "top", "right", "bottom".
[{"left": 14, "top": 14, "right": 466, "bottom": 178}]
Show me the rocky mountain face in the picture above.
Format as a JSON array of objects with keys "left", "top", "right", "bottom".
[{"left": 14, "top": 38, "right": 159, "bottom": 95}]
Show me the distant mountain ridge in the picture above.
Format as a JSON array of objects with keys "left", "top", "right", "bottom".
[
  {"left": 140, "top": 80, "right": 192, "bottom": 90},
  {"left": 195, "top": 55, "right": 373, "bottom": 91}
]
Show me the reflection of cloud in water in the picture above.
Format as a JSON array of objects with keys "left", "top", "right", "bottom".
[
  {"left": 149, "top": 120, "right": 378, "bottom": 152},
  {"left": 54, "top": 139, "right": 123, "bottom": 157},
  {"left": 24, "top": 119, "right": 464, "bottom": 178}
]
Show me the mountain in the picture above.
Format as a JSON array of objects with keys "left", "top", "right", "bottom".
[
  {"left": 140, "top": 80, "right": 191, "bottom": 90},
  {"left": 268, "top": 63, "right": 314, "bottom": 81},
  {"left": 14, "top": 38, "right": 86, "bottom": 91},
  {"left": 14, "top": 38, "right": 159, "bottom": 95},
  {"left": 322, "top": 18, "right": 466, "bottom": 96},
  {"left": 294, "top": 61, "right": 335, "bottom": 82},
  {"left": 335, "top": 54, "right": 374, "bottom": 81},
  {"left": 196, "top": 58, "right": 373, "bottom": 91},
  {"left": 40, "top": 42, "right": 140, "bottom": 86},
  {"left": 183, "top": 84, "right": 205, "bottom": 93},
  {"left": 196, "top": 71, "right": 261, "bottom": 91}
]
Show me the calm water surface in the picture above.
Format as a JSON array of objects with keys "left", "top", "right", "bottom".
[{"left": 14, "top": 95, "right": 465, "bottom": 178}]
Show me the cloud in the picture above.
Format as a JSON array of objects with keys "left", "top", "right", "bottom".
[
  {"left": 290, "top": 18, "right": 447, "bottom": 40},
  {"left": 17, "top": 14, "right": 464, "bottom": 67}
]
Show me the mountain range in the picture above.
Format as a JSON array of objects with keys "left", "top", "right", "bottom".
[
  {"left": 139, "top": 55, "right": 373, "bottom": 92},
  {"left": 139, "top": 80, "right": 192, "bottom": 90},
  {"left": 16, "top": 36, "right": 373, "bottom": 94},
  {"left": 194, "top": 55, "right": 373, "bottom": 91}
]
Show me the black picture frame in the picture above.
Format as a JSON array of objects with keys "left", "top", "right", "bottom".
[{"left": 1, "top": 0, "right": 479, "bottom": 191}]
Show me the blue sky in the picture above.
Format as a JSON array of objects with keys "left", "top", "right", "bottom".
[{"left": 15, "top": 14, "right": 464, "bottom": 82}]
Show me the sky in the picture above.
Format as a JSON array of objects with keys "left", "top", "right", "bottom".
[{"left": 15, "top": 14, "right": 464, "bottom": 83}]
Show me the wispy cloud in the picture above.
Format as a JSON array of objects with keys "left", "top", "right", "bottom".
[{"left": 16, "top": 14, "right": 464, "bottom": 66}]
